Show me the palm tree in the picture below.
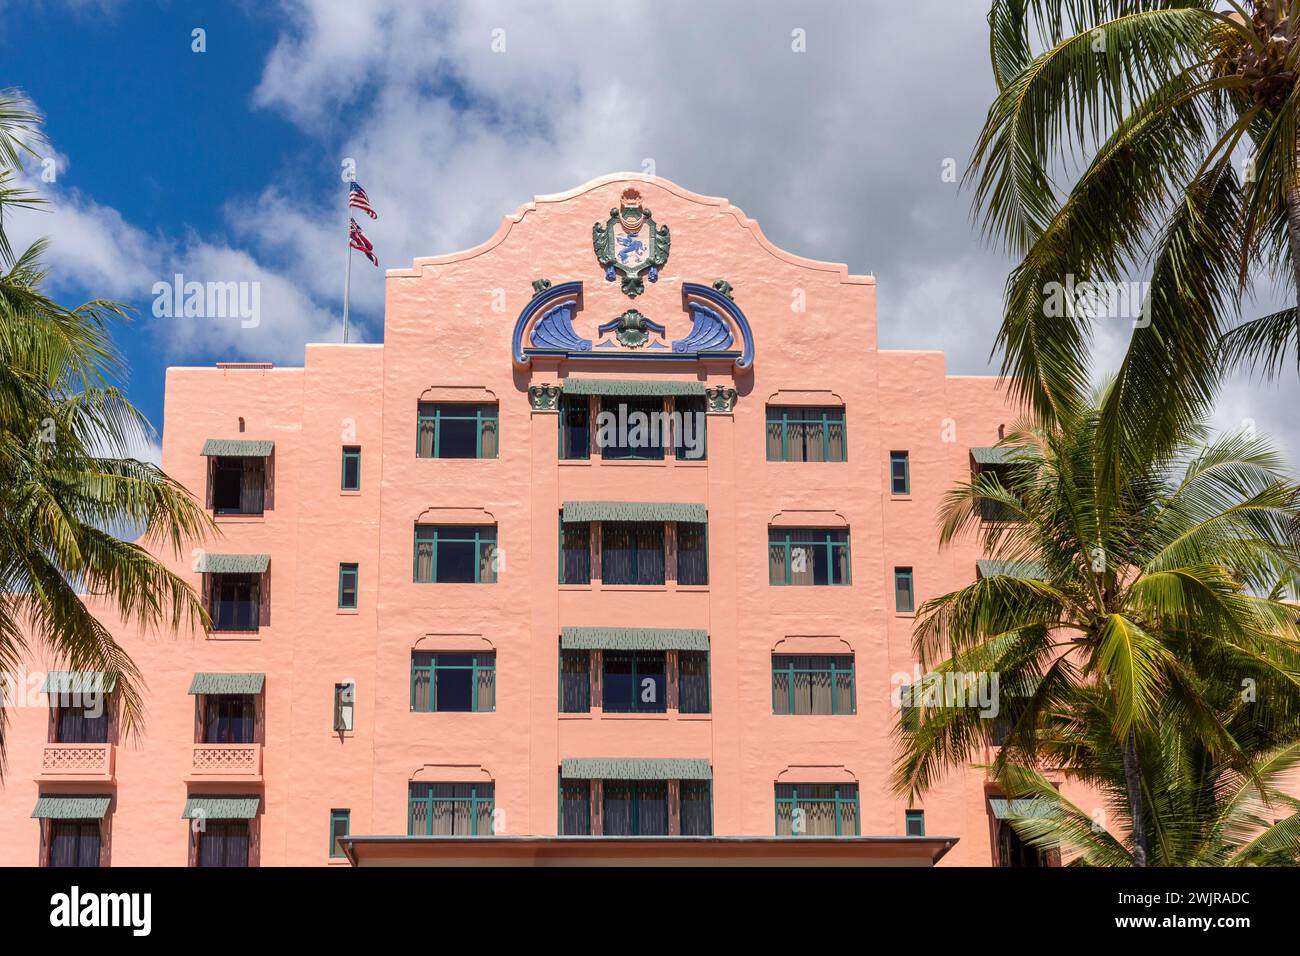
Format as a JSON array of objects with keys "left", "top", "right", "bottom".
[
  {"left": 972, "top": 1, "right": 1300, "bottom": 467},
  {"left": 0, "top": 90, "right": 212, "bottom": 765},
  {"left": 992, "top": 685, "right": 1300, "bottom": 865},
  {"left": 891, "top": 394, "right": 1300, "bottom": 865}
]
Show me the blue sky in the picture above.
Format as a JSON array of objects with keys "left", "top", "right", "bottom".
[{"left": 6, "top": 0, "right": 1298, "bottom": 463}]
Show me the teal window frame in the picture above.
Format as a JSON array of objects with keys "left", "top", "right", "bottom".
[
  {"left": 338, "top": 563, "right": 359, "bottom": 609},
  {"left": 894, "top": 567, "right": 915, "bottom": 613},
  {"left": 416, "top": 402, "right": 499, "bottom": 459},
  {"left": 407, "top": 782, "right": 494, "bottom": 836},
  {"left": 765, "top": 406, "right": 847, "bottom": 462},
  {"left": 906, "top": 809, "right": 925, "bottom": 837},
  {"left": 341, "top": 446, "right": 361, "bottom": 491},
  {"left": 329, "top": 809, "right": 350, "bottom": 858},
  {"left": 889, "top": 450, "right": 909, "bottom": 495},
  {"left": 601, "top": 650, "right": 667, "bottom": 714},
  {"left": 413, "top": 524, "right": 497, "bottom": 583},
  {"left": 899, "top": 682, "right": 920, "bottom": 734},
  {"left": 774, "top": 783, "right": 860, "bottom": 837},
  {"left": 768, "top": 527, "right": 851, "bottom": 586},
  {"left": 598, "top": 396, "right": 666, "bottom": 460},
  {"left": 772, "top": 655, "right": 856, "bottom": 715},
  {"left": 410, "top": 651, "right": 497, "bottom": 712}
]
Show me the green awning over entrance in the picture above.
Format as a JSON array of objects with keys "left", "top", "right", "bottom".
[
  {"left": 561, "top": 627, "right": 709, "bottom": 651},
  {"left": 970, "top": 446, "right": 1029, "bottom": 466},
  {"left": 988, "top": 798, "right": 1055, "bottom": 820},
  {"left": 560, "top": 758, "right": 712, "bottom": 781},
  {"left": 561, "top": 501, "right": 706, "bottom": 523},
  {"left": 32, "top": 795, "right": 112, "bottom": 819},
  {"left": 201, "top": 439, "right": 274, "bottom": 457},
  {"left": 40, "top": 671, "right": 118, "bottom": 694},
  {"left": 194, "top": 553, "right": 270, "bottom": 574},
  {"left": 562, "top": 378, "right": 705, "bottom": 397},
  {"left": 188, "top": 672, "right": 265, "bottom": 695},
  {"left": 181, "top": 796, "right": 261, "bottom": 820},
  {"left": 976, "top": 560, "right": 1047, "bottom": 580}
]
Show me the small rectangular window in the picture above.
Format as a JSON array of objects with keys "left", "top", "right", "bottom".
[
  {"left": 894, "top": 567, "right": 915, "bottom": 613},
  {"left": 333, "top": 682, "right": 354, "bottom": 732},
  {"left": 905, "top": 809, "right": 926, "bottom": 837},
  {"left": 890, "top": 451, "right": 909, "bottom": 495},
  {"left": 341, "top": 446, "right": 361, "bottom": 491},
  {"left": 416, "top": 403, "right": 499, "bottom": 459},
  {"left": 338, "top": 563, "right": 359, "bottom": 609},
  {"left": 765, "top": 406, "right": 846, "bottom": 462},
  {"left": 411, "top": 652, "right": 496, "bottom": 712},
  {"left": 329, "top": 809, "right": 350, "bottom": 858}
]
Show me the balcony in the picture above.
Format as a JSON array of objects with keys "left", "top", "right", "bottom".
[
  {"left": 36, "top": 743, "right": 116, "bottom": 782},
  {"left": 186, "top": 743, "right": 263, "bottom": 782}
]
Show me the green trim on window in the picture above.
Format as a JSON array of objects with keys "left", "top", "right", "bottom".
[
  {"left": 410, "top": 652, "right": 496, "bottom": 712},
  {"left": 562, "top": 501, "right": 706, "bottom": 523},
  {"left": 774, "top": 783, "right": 860, "bottom": 836},
  {"left": 765, "top": 406, "right": 847, "bottom": 462},
  {"left": 560, "top": 758, "right": 711, "bottom": 780},
  {"left": 772, "top": 655, "right": 856, "bottom": 715},
  {"left": 341, "top": 446, "right": 361, "bottom": 490},
  {"left": 407, "top": 783, "right": 494, "bottom": 836},
  {"left": 889, "top": 450, "right": 910, "bottom": 495},
  {"left": 201, "top": 439, "right": 273, "bottom": 457},
  {"left": 905, "top": 809, "right": 926, "bottom": 836},
  {"left": 894, "top": 567, "right": 915, "bottom": 613},
  {"left": 416, "top": 403, "right": 499, "bottom": 459},
  {"left": 412, "top": 524, "right": 498, "bottom": 583},
  {"left": 338, "top": 563, "right": 359, "bottom": 609},
  {"left": 329, "top": 809, "right": 350, "bottom": 857},
  {"left": 562, "top": 378, "right": 705, "bottom": 396},
  {"left": 560, "top": 627, "right": 708, "bottom": 651},
  {"left": 767, "top": 528, "right": 851, "bottom": 586}
]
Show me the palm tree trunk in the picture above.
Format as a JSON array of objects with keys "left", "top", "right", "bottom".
[
  {"left": 1285, "top": 185, "right": 1300, "bottom": 306},
  {"left": 1122, "top": 729, "right": 1147, "bottom": 866}
]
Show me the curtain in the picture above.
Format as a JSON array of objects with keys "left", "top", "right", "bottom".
[
  {"left": 239, "top": 458, "right": 264, "bottom": 513},
  {"left": 560, "top": 651, "right": 590, "bottom": 713},
  {"left": 672, "top": 397, "right": 706, "bottom": 460},
  {"left": 773, "top": 668, "right": 790, "bottom": 714},
  {"left": 636, "top": 523, "right": 664, "bottom": 584},
  {"left": 57, "top": 705, "right": 109, "bottom": 744},
  {"left": 204, "top": 694, "right": 255, "bottom": 744},
  {"left": 834, "top": 667, "right": 854, "bottom": 715},
  {"left": 479, "top": 416, "right": 498, "bottom": 458},
  {"left": 479, "top": 539, "right": 498, "bottom": 583},
  {"left": 199, "top": 822, "right": 249, "bottom": 867},
  {"left": 802, "top": 420, "right": 825, "bottom": 461},
  {"left": 561, "top": 523, "right": 590, "bottom": 584},
  {"left": 680, "top": 782, "right": 712, "bottom": 836},
  {"left": 766, "top": 420, "right": 784, "bottom": 460},
  {"left": 805, "top": 788, "right": 837, "bottom": 835},
  {"left": 768, "top": 542, "right": 786, "bottom": 585},
  {"left": 810, "top": 666, "right": 833, "bottom": 715},
  {"left": 602, "top": 781, "right": 633, "bottom": 835},
  {"left": 417, "top": 415, "right": 436, "bottom": 457},
  {"left": 790, "top": 542, "right": 816, "bottom": 586},
  {"left": 415, "top": 540, "right": 433, "bottom": 582},
  {"left": 49, "top": 821, "right": 100, "bottom": 867},
  {"left": 638, "top": 782, "right": 669, "bottom": 836},
  {"left": 476, "top": 663, "right": 495, "bottom": 712},
  {"left": 412, "top": 657, "right": 432, "bottom": 711},
  {"left": 678, "top": 652, "right": 710, "bottom": 714},
  {"left": 676, "top": 522, "right": 707, "bottom": 585},
  {"left": 601, "top": 523, "right": 634, "bottom": 584},
  {"left": 560, "top": 781, "right": 591, "bottom": 835},
  {"left": 476, "top": 794, "right": 495, "bottom": 835},
  {"left": 560, "top": 397, "right": 590, "bottom": 459},
  {"left": 826, "top": 417, "right": 846, "bottom": 461}
]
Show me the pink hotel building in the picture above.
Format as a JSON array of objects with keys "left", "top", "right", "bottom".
[{"left": 0, "top": 174, "right": 1051, "bottom": 867}]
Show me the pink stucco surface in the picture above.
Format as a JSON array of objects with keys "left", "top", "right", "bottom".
[{"left": 0, "top": 174, "right": 1069, "bottom": 865}]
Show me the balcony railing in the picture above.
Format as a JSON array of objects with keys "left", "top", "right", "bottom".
[
  {"left": 37, "top": 743, "right": 115, "bottom": 782},
  {"left": 187, "top": 743, "right": 263, "bottom": 781}
]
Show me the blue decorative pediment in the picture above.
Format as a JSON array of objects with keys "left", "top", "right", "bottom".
[
  {"left": 673, "top": 302, "right": 734, "bottom": 354},
  {"left": 678, "top": 282, "right": 754, "bottom": 370},
  {"left": 513, "top": 281, "right": 590, "bottom": 364}
]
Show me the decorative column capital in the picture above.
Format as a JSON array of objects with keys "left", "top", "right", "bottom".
[
  {"left": 528, "top": 383, "right": 561, "bottom": 411},
  {"left": 704, "top": 385, "right": 737, "bottom": 413}
]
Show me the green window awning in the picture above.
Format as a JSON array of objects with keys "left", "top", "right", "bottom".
[
  {"left": 977, "top": 559, "right": 1046, "bottom": 581},
  {"left": 562, "top": 501, "right": 706, "bottom": 524},
  {"left": 988, "top": 798, "right": 1055, "bottom": 820},
  {"left": 971, "top": 446, "right": 1029, "bottom": 466},
  {"left": 40, "top": 671, "right": 118, "bottom": 694},
  {"left": 188, "top": 672, "right": 265, "bottom": 695},
  {"left": 32, "top": 795, "right": 112, "bottom": 819},
  {"left": 194, "top": 553, "right": 270, "bottom": 574},
  {"left": 562, "top": 378, "right": 705, "bottom": 397},
  {"left": 561, "top": 627, "right": 709, "bottom": 651},
  {"left": 201, "top": 439, "right": 274, "bottom": 457},
  {"left": 181, "top": 796, "right": 261, "bottom": 820},
  {"left": 560, "top": 758, "right": 712, "bottom": 781}
]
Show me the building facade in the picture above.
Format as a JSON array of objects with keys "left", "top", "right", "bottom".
[{"left": 0, "top": 174, "right": 1045, "bottom": 866}]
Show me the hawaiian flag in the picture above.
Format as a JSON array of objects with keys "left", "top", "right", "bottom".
[
  {"left": 348, "top": 180, "right": 378, "bottom": 219},
  {"left": 349, "top": 217, "right": 378, "bottom": 267}
]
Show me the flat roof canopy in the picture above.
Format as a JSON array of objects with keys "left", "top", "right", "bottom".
[{"left": 339, "top": 835, "right": 957, "bottom": 868}]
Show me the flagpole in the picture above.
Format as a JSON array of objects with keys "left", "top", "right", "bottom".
[{"left": 342, "top": 188, "right": 352, "bottom": 344}]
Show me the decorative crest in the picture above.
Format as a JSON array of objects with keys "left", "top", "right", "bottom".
[{"left": 592, "top": 188, "right": 671, "bottom": 298}]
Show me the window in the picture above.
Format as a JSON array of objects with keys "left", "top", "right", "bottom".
[
  {"left": 768, "top": 528, "right": 851, "bottom": 586},
  {"left": 772, "top": 655, "right": 855, "bottom": 715},
  {"left": 601, "top": 521, "right": 665, "bottom": 585},
  {"left": 53, "top": 698, "right": 110, "bottom": 744},
  {"left": 559, "top": 519, "right": 590, "bottom": 585},
  {"left": 413, "top": 525, "right": 497, "bottom": 583},
  {"left": 411, "top": 652, "right": 496, "bottom": 712},
  {"left": 559, "top": 395, "right": 590, "bottom": 460},
  {"left": 598, "top": 397, "right": 665, "bottom": 460},
  {"left": 46, "top": 820, "right": 101, "bottom": 867},
  {"left": 899, "top": 682, "right": 920, "bottom": 734},
  {"left": 775, "top": 783, "right": 860, "bottom": 836},
  {"left": 894, "top": 567, "right": 915, "bottom": 613},
  {"left": 210, "top": 456, "right": 265, "bottom": 514},
  {"left": 675, "top": 522, "right": 708, "bottom": 585},
  {"left": 602, "top": 650, "right": 667, "bottom": 713},
  {"left": 408, "top": 783, "right": 494, "bottom": 836},
  {"left": 672, "top": 396, "right": 707, "bottom": 460},
  {"left": 890, "top": 451, "right": 909, "bottom": 495},
  {"left": 333, "top": 682, "right": 354, "bottom": 732},
  {"left": 905, "top": 809, "right": 926, "bottom": 837},
  {"left": 559, "top": 779, "right": 591, "bottom": 835},
  {"left": 329, "top": 810, "right": 350, "bottom": 858},
  {"left": 680, "top": 781, "right": 713, "bottom": 835},
  {"left": 602, "top": 780, "right": 668, "bottom": 835},
  {"left": 678, "top": 651, "right": 711, "bottom": 714},
  {"left": 341, "top": 446, "right": 361, "bottom": 490},
  {"left": 416, "top": 403, "right": 498, "bottom": 459},
  {"left": 208, "top": 573, "right": 261, "bottom": 630},
  {"left": 338, "top": 563, "right": 359, "bottom": 609},
  {"left": 202, "top": 694, "right": 256, "bottom": 744},
  {"left": 765, "top": 406, "right": 846, "bottom": 462},
  {"left": 197, "top": 821, "right": 250, "bottom": 867},
  {"left": 559, "top": 649, "right": 591, "bottom": 713}
]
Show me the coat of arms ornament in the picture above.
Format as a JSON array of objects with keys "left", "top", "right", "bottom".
[{"left": 592, "top": 188, "right": 671, "bottom": 298}]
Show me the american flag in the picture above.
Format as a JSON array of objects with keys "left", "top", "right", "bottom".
[
  {"left": 348, "top": 180, "right": 378, "bottom": 219},
  {"left": 350, "top": 218, "right": 379, "bottom": 267}
]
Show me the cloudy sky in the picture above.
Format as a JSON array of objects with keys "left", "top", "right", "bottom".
[{"left": 5, "top": 0, "right": 1297, "bottom": 463}]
